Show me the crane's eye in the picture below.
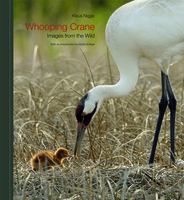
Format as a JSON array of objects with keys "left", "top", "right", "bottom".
[{"left": 76, "top": 102, "right": 98, "bottom": 126}]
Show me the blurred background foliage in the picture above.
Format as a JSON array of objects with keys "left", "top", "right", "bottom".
[
  {"left": 14, "top": 0, "right": 131, "bottom": 64},
  {"left": 14, "top": 0, "right": 131, "bottom": 23}
]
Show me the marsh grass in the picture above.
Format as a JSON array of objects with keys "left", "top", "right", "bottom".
[{"left": 14, "top": 46, "right": 184, "bottom": 199}]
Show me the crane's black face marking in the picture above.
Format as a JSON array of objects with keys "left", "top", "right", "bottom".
[
  {"left": 75, "top": 94, "right": 88, "bottom": 124},
  {"left": 74, "top": 93, "right": 98, "bottom": 157},
  {"left": 75, "top": 93, "right": 98, "bottom": 126}
]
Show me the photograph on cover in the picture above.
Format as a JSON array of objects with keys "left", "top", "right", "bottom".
[{"left": 14, "top": 0, "right": 184, "bottom": 199}]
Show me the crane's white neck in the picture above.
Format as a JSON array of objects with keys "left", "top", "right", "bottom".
[{"left": 89, "top": 54, "right": 139, "bottom": 101}]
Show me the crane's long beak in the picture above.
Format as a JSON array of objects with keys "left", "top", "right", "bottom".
[{"left": 74, "top": 122, "right": 86, "bottom": 158}]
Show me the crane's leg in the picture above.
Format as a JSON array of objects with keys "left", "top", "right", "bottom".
[
  {"left": 149, "top": 71, "right": 168, "bottom": 165},
  {"left": 166, "top": 75, "right": 176, "bottom": 163}
]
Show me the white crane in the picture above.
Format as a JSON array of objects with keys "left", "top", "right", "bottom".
[{"left": 74, "top": 0, "right": 184, "bottom": 165}]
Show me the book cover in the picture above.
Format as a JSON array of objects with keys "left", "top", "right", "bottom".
[{"left": 14, "top": 0, "right": 184, "bottom": 199}]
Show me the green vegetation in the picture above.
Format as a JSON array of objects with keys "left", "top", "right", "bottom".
[
  {"left": 14, "top": 0, "right": 131, "bottom": 23},
  {"left": 14, "top": 0, "right": 131, "bottom": 61}
]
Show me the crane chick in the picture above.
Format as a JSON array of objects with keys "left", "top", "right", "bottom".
[{"left": 30, "top": 147, "right": 69, "bottom": 171}]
